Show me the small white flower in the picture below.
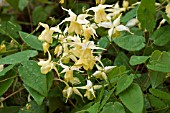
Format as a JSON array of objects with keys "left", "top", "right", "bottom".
[
  {"left": 76, "top": 80, "right": 102, "bottom": 100},
  {"left": 126, "top": 18, "right": 139, "bottom": 27},
  {"left": 92, "top": 64, "right": 116, "bottom": 80},
  {"left": 0, "top": 64, "right": 4, "bottom": 72},
  {"left": 98, "top": 13, "right": 133, "bottom": 38}
]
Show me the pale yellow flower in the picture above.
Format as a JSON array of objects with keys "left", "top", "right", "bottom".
[
  {"left": 71, "top": 40, "right": 103, "bottom": 70},
  {"left": 76, "top": 80, "right": 102, "bottom": 100},
  {"left": 123, "top": 0, "right": 129, "bottom": 10},
  {"left": 75, "top": 48, "right": 95, "bottom": 70},
  {"left": 87, "top": 4, "right": 112, "bottom": 23},
  {"left": 106, "top": 2, "right": 125, "bottom": 20},
  {"left": 61, "top": 42, "right": 78, "bottom": 63},
  {"left": 38, "top": 51, "right": 56, "bottom": 74},
  {"left": 166, "top": 4, "right": 170, "bottom": 18},
  {"left": 96, "top": 0, "right": 105, "bottom": 4},
  {"left": 98, "top": 13, "right": 132, "bottom": 38},
  {"left": 0, "top": 44, "right": 6, "bottom": 52},
  {"left": 63, "top": 86, "right": 83, "bottom": 102},
  {"left": 42, "top": 42, "right": 50, "bottom": 54},
  {"left": 92, "top": 64, "right": 116, "bottom": 80},
  {"left": 59, "top": 0, "right": 64, "bottom": 4},
  {"left": 82, "top": 24, "right": 98, "bottom": 41},
  {"left": 59, "top": 7, "right": 90, "bottom": 35},
  {"left": 38, "top": 23, "right": 61, "bottom": 43},
  {"left": 54, "top": 45, "right": 62, "bottom": 57},
  {"left": 60, "top": 62, "right": 81, "bottom": 85}
]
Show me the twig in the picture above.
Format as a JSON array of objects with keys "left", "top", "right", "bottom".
[
  {"left": 0, "top": 86, "right": 25, "bottom": 103},
  {"left": 27, "top": 4, "right": 33, "bottom": 32}
]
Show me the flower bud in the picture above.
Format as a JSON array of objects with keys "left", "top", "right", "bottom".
[
  {"left": 123, "top": 0, "right": 129, "bottom": 10},
  {"left": 42, "top": 42, "right": 50, "bottom": 54},
  {"left": 96, "top": 0, "right": 106, "bottom": 4},
  {"left": 0, "top": 65, "right": 4, "bottom": 72},
  {"left": 54, "top": 45, "right": 62, "bottom": 57},
  {"left": 0, "top": 44, "right": 6, "bottom": 52}
]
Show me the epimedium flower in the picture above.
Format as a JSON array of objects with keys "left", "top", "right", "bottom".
[
  {"left": 73, "top": 41, "right": 103, "bottom": 70},
  {"left": 60, "top": 61, "right": 81, "bottom": 85},
  {"left": 59, "top": 7, "right": 90, "bottom": 35},
  {"left": 126, "top": 18, "right": 139, "bottom": 27},
  {"left": 38, "top": 22, "right": 61, "bottom": 43},
  {"left": 86, "top": 4, "right": 112, "bottom": 23},
  {"left": 38, "top": 51, "right": 57, "bottom": 74},
  {"left": 54, "top": 78, "right": 83, "bottom": 102},
  {"left": 122, "top": 0, "right": 129, "bottom": 10},
  {"left": 166, "top": 4, "right": 170, "bottom": 18},
  {"left": 75, "top": 48, "right": 95, "bottom": 70},
  {"left": 42, "top": 42, "right": 50, "bottom": 54},
  {"left": 62, "top": 86, "right": 83, "bottom": 102},
  {"left": 61, "top": 41, "right": 78, "bottom": 64},
  {"left": 54, "top": 45, "right": 62, "bottom": 57},
  {"left": 76, "top": 80, "right": 102, "bottom": 100},
  {"left": 98, "top": 13, "right": 133, "bottom": 38},
  {"left": 106, "top": 2, "right": 126, "bottom": 20},
  {"left": 82, "top": 23, "right": 98, "bottom": 41},
  {"left": 92, "top": 64, "right": 116, "bottom": 80}
]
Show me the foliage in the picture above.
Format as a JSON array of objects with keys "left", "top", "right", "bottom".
[{"left": 0, "top": 0, "right": 170, "bottom": 113}]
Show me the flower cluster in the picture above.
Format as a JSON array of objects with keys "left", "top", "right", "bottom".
[{"left": 37, "top": 1, "right": 133, "bottom": 101}]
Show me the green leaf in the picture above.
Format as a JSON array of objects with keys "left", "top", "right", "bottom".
[
  {"left": 6, "top": 0, "right": 19, "bottom": 9},
  {"left": 0, "top": 106, "right": 20, "bottom": 113},
  {"left": 24, "top": 84, "right": 45, "bottom": 105},
  {"left": 149, "top": 94, "right": 167, "bottom": 109},
  {"left": 19, "top": 100, "right": 46, "bottom": 113},
  {"left": 108, "top": 66, "right": 127, "bottom": 84},
  {"left": 19, "top": 31, "right": 43, "bottom": 51},
  {"left": 147, "top": 50, "right": 170, "bottom": 72},
  {"left": 150, "top": 26, "right": 170, "bottom": 46},
  {"left": 159, "top": 11, "right": 170, "bottom": 24},
  {"left": 47, "top": 94, "right": 64, "bottom": 113},
  {"left": 119, "top": 83, "right": 144, "bottom": 113},
  {"left": 0, "top": 21, "right": 21, "bottom": 39},
  {"left": 0, "top": 50, "right": 38, "bottom": 64},
  {"left": 47, "top": 87, "right": 64, "bottom": 113},
  {"left": 116, "top": 75, "right": 133, "bottom": 95},
  {"left": 137, "top": 0, "right": 156, "bottom": 32},
  {"left": 99, "top": 88, "right": 115, "bottom": 110},
  {"left": 18, "top": 0, "right": 29, "bottom": 11},
  {"left": 114, "top": 52, "right": 130, "bottom": 70},
  {"left": 98, "top": 35, "right": 110, "bottom": 52},
  {"left": 113, "top": 35, "right": 145, "bottom": 51},
  {"left": 101, "top": 102, "right": 125, "bottom": 113},
  {"left": 0, "top": 78, "right": 14, "bottom": 96},
  {"left": 129, "top": 56, "right": 149, "bottom": 66},
  {"left": 149, "top": 88, "right": 170, "bottom": 100},
  {"left": 149, "top": 71, "right": 167, "bottom": 88},
  {"left": 75, "top": 102, "right": 94, "bottom": 113},
  {"left": 46, "top": 71, "right": 54, "bottom": 91},
  {"left": 18, "top": 60, "right": 48, "bottom": 96},
  {"left": 0, "top": 64, "right": 15, "bottom": 76},
  {"left": 32, "top": 6, "right": 48, "bottom": 25},
  {"left": 121, "top": 6, "right": 138, "bottom": 23},
  {"left": 87, "top": 102, "right": 100, "bottom": 113}
]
